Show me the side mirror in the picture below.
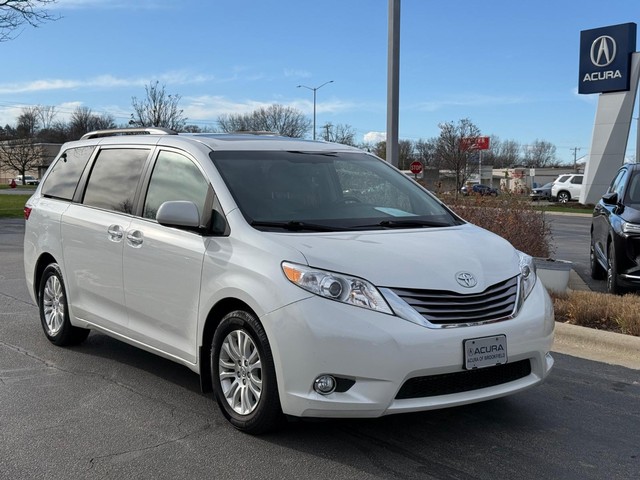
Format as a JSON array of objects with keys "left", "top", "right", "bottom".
[
  {"left": 601, "top": 192, "right": 618, "bottom": 206},
  {"left": 157, "top": 201, "right": 200, "bottom": 228}
]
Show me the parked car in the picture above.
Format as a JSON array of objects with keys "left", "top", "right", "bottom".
[
  {"left": 530, "top": 182, "right": 554, "bottom": 201},
  {"left": 461, "top": 184, "right": 499, "bottom": 196},
  {"left": 590, "top": 163, "right": 640, "bottom": 294},
  {"left": 24, "top": 128, "right": 554, "bottom": 434},
  {"left": 11, "top": 175, "right": 39, "bottom": 185},
  {"left": 551, "top": 174, "right": 583, "bottom": 203}
]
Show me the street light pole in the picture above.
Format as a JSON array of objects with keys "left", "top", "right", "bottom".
[{"left": 297, "top": 80, "right": 334, "bottom": 140}]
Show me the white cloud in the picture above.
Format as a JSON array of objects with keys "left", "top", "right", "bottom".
[
  {"left": 0, "top": 72, "right": 217, "bottom": 95},
  {"left": 415, "top": 94, "right": 527, "bottom": 112},
  {"left": 284, "top": 69, "right": 312, "bottom": 79},
  {"left": 363, "top": 131, "right": 386, "bottom": 144}
]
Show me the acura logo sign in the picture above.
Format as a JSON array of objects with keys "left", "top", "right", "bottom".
[
  {"left": 590, "top": 35, "right": 616, "bottom": 67},
  {"left": 456, "top": 272, "right": 477, "bottom": 288}
]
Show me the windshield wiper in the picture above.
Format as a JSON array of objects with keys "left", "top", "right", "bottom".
[
  {"left": 375, "top": 219, "right": 451, "bottom": 228},
  {"left": 250, "top": 220, "right": 350, "bottom": 232}
]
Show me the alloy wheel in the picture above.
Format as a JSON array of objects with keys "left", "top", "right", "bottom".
[{"left": 218, "top": 329, "right": 263, "bottom": 415}]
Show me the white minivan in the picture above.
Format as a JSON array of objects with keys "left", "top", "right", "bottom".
[{"left": 24, "top": 128, "right": 554, "bottom": 433}]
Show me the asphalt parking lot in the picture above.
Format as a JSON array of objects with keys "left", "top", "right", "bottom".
[{"left": 1, "top": 216, "right": 639, "bottom": 480}]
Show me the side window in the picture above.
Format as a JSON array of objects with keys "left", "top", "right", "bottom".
[
  {"left": 626, "top": 172, "right": 640, "bottom": 205},
  {"left": 143, "top": 150, "right": 209, "bottom": 222},
  {"left": 609, "top": 170, "right": 627, "bottom": 196},
  {"left": 557, "top": 175, "right": 570, "bottom": 183},
  {"left": 41, "top": 146, "right": 94, "bottom": 200},
  {"left": 571, "top": 176, "right": 583, "bottom": 185},
  {"left": 83, "top": 148, "right": 149, "bottom": 213}
]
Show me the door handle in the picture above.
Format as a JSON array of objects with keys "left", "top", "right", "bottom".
[
  {"left": 126, "top": 230, "right": 144, "bottom": 248},
  {"left": 107, "top": 224, "right": 124, "bottom": 242}
]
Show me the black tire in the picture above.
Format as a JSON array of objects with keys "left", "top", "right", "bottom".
[
  {"left": 211, "top": 310, "right": 282, "bottom": 434},
  {"left": 590, "top": 241, "right": 606, "bottom": 280},
  {"left": 606, "top": 242, "right": 625, "bottom": 295},
  {"left": 557, "top": 191, "right": 570, "bottom": 203},
  {"left": 38, "top": 263, "right": 90, "bottom": 346}
]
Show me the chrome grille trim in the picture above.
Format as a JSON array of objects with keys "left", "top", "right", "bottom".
[{"left": 382, "top": 276, "right": 519, "bottom": 328}]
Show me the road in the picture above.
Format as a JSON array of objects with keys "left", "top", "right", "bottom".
[
  {"left": 547, "top": 212, "right": 607, "bottom": 292},
  {"left": 1, "top": 218, "right": 638, "bottom": 480}
]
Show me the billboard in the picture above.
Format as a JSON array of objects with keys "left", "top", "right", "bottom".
[{"left": 579, "top": 22, "right": 637, "bottom": 94}]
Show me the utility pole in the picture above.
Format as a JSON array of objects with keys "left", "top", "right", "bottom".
[
  {"left": 571, "top": 147, "right": 581, "bottom": 173},
  {"left": 386, "top": 0, "right": 400, "bottom": 167}
]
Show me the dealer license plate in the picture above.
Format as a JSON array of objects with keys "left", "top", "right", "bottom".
[{"left": 464, "top": 335, "right": 507, "bottom": 370}]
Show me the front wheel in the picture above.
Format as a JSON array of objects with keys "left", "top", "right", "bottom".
[
  {"left": 211, "top": 310, "right": 282, "bottom": 434},
  {"left": 606, "top": 242, "right": 625, "bottom": 295},
  {"left": 590, "top": 242, "right": 606, "bottom": 280},
  {"left": 38, "top": 263, "right": 90, "bottom": 346}
]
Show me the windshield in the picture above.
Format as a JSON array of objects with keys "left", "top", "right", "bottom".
[{"left": 211, "top": 150, "right": 462, "bottom": 231}]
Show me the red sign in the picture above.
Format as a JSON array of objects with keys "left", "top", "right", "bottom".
[
  {"left": 409, "top": 161, "right": 423, "bottom": 175},
  {"left": 460, "top": 136, "right": 490, "bottom": 151}
]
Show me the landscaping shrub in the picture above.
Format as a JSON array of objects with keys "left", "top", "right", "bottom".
[
  {"left": 552, "top": 290, "right": 640, "bottom": 337},
  {"left": 441, "top": 193, "right": 554, "bottom": 258}
]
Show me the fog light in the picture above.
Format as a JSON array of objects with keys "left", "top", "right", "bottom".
[{"left": 313, "top": 375, "right": 336, "bottom": 395}]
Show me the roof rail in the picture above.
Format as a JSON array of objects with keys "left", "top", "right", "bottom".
[
  {"left": 231, "top": 131, "right": 280, "bottom": 136},
  {"left": 80, "top": 127, "right": 178, "bottom": 140}
]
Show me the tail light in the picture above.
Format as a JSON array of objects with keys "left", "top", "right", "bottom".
[{"left": 24, "top": 206, "right": 32, "bottom": 220}]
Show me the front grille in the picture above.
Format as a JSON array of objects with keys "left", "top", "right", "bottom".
[
  {"left": 395, "top": 360, "right": 531, "bottom": 399},
  {"left": 388, "top": 276, "right": 518, "bottom": 326}
]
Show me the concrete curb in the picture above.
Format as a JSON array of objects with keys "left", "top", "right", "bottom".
[
  {"left": 552, "top": 322, "right": 640, "bottom": 370},
  {"left": 551, "top": 269, "right": 640, "bottom": 370}
]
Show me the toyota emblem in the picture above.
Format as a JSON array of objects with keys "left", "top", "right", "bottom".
[{"left": 456, "top": 272, "right": 477, "bottom": 288}]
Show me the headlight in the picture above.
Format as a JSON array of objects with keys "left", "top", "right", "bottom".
[
  {"left": 622, "top": 221, "right": 640, "bottom": 235},
  {"left": 282, "top": 262, "right": 393, "bottom": 314},
  {"left": 518, "top": 251, "right": 537, "bottom": 301}
]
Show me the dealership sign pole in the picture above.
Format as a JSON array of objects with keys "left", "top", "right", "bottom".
[{"left": 578, "top": 22, "right": 639, "bottom": 204}]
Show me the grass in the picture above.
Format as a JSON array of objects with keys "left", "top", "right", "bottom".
[
  {"left": 536, "top": 203, "right": 594, "bottom": 214},
  {"left": 0, "top": 194, "right": 31, "bottom": 218},
  {"left": 552, "top": 290, "right": 640, "bottom": 337},
  {"left": 0, "top": 184, "right": 37, "bottom": 190}
]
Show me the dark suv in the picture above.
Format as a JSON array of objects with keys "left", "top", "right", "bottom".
[{"left": 590, "top": 163, "right": 640, "bottom": 294}]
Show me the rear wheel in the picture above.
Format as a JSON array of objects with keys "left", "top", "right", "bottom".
[
  {"left": 38, "top": 264, "right": 90, "bottom": 346},
  {"left": 211, "top": 310, "right": 282, "bottom": 434}
]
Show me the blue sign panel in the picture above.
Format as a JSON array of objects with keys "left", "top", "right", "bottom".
[{"left": 579, "top": 23, "right": 637, "bottom": 94}]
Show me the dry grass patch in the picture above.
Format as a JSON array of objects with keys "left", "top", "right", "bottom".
[{"left": 552, "top": 290, "right": 640, "bottom": 337}]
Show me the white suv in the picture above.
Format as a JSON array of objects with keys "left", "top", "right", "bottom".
[
  {"left": 551, "top": 173, "right": 583, "bottom": 203},
  {"left": 24, "top": 128, "right": 554, "bottom": 433}
]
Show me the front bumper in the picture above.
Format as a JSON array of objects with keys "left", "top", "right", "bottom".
[{"left": 261, "top": 280, "right": 554, "bottom": 418}]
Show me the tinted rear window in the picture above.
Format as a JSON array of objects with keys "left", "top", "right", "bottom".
[
  {"left": 82, "top": 148, "right": 149, "bottom": 213},
  {"left": 41, "top": 146, "right": 94, "bottom": 200}
]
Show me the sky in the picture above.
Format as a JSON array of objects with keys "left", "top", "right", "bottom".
[{"left": 0, "top": 0, "right": 638, "bottom": 165}]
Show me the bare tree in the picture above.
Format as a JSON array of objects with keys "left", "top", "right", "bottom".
[
  {"left": 217, "top": 104, "right": 310, "bottom": 138},
  {"left": 434, "top": 118, "right": 482, "bottom": 196},
  {"left": 482, "top": 136, "right": 521, "bottom": 168},
  {"left": 68, "top": 106, "right": 116, "bottom": 139},
  {"left": 130, "top": 81, "right": 187, "bottom": 132},
  {"left": 320, "top": 122, "right": 356, "bottom": 146},
  {"left": 414, "top": 138, "right": 437, "bottom": 167},
  {"left": 16, "top": 106, "right": 40, "bottom": 138},
  {"left": 522, "top": 140, "right": 558, "bottom": 167},
  {"left": 35, "top": 105, "right": 57, "bottom": 130},
  {"left": 0, "top": 138, "right": 44, "bottom": 183},
  {"left": 0, "top": 0, "right": 59, "bottom": 42},
  {"left": 398, "top": 140, "right": 415, "bottom": 170}
]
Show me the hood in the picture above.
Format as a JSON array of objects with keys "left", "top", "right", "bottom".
[{"left": 270, "top": 223, "right": 521, "bottom": 293}]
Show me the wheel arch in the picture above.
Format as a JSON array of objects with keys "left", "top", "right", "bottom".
[
  {"left": 199, "top": 297, "right": 259, "bottom": 393},
  {"left": 34, "top": 253, "right": 58, "bottom": 306}
]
